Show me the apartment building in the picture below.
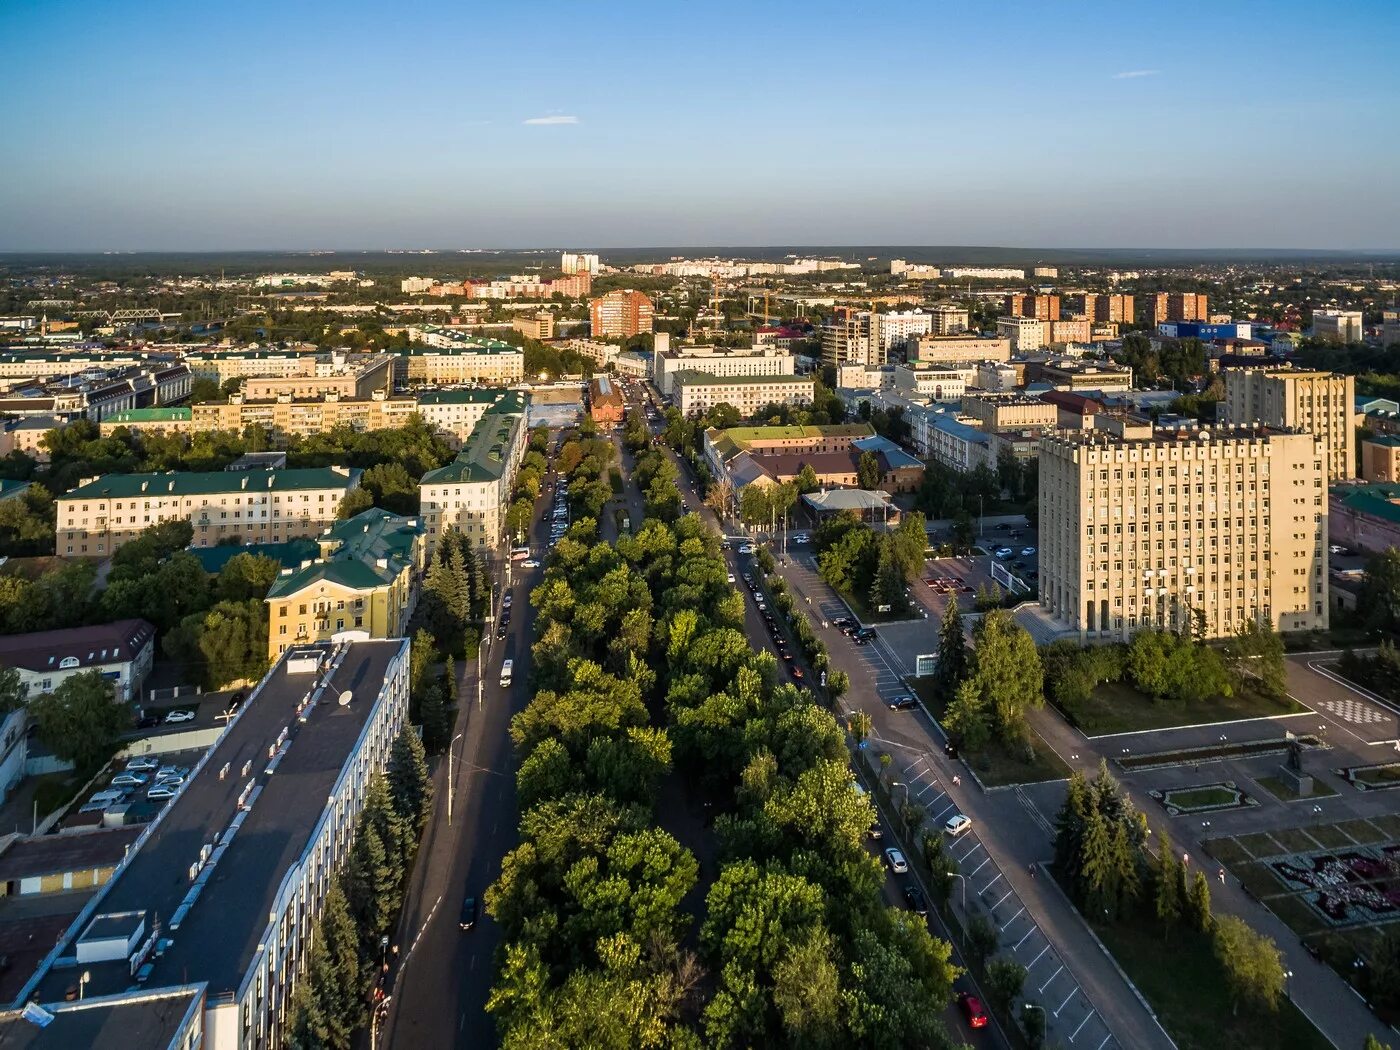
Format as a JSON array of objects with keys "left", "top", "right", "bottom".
[
  {"left": 240, "top": 355, "right": 391, "bottom": 401},
  {"left": 1039, "top": 361, "right": 1134, "bottom": 393},
  {"left": 0, "top": 351, "right": 164, "bottom": 383},
  {"left": 190, "top": 390, "right": 417, "bottom": 439},
  {"left": 1149, "top": 292, "right": 1210, "bottom": 326},
  {"left": 398, "top": 328, "right": 525, "bottom": 385},
  {"left": 0, "top": 619, "right": 155, "bottom": 703},
  {"left": 892, "top": 363, "right": 966, "bottom": 401},
  {"left": 907, "top": 333, "right": 1012, "bottom": 365},
  {"left": 20, "top": 639, "right": 410, "bottom": 1050},
  {"left": 418, "top": 392, "right": 528, "bottom": 554},
  {"left": 942, "top": 267, "right": 1025, "bottom": 280},
  {"left": 401, "top": 276, "right": 434, "bottom": 294},
  {"left": 1005, "top": 294, "right": 1060, "bottom": 320},
  {"left": 589, "top": 290, "right": 654, "bottom": 338},
  {"left": 671, "top": 371, "right": 814, "bottom": 417},
  {"left": 961, "top": 392, "right": 1058, "bottom": 432},
  {"left": 265, "top": 508, "right": 425, "bottom": 659},
  {"left": 1037, "top": 416, "right": 1328, "bottom": 642},
  {"left": 996, "top": 316, "right": 1044, "bottom": 353},
  {"left": 1384, "top": 309, "right": 1400, "bottom": 347},
  {"left": 508, "top": 313, "right": 552, "bottom": 341},
  {"left": 928, "top": 414, "right": 992, "bottom": 473},
  {"left": 836, "top": 363, "right": 895, "bottom": 390},
  {"left": 56, "top": 466, "right": 360, "bottom": 556},
  {"left": 562, "top": 252, "right": 601, "bottom": 275},
  {"left": 0, "top": 364, "right": 192, "bottom": 423},
  {"left": 1093, "top": 294, "right": 1134, "bottom": 324},
  {"left": 653, "top": 344, "right": 795, "bottom": 395},
  {"left": 183, "top": 347, "right": 323, "bottom": 385},
  {"left": 1047, "top": 318, "right": 1091, "bottom": 345},
  {"left": 1311, "top": 308, "right": 1364, "bottom": 344},
  {"left": 928, "top": 303, "right": 970, "bottom": 335},
  {"left": 820, "top": 308, "right": 932, "bottom": 366},
  {"left": 1361, "top": 436, "right": 1400, "bottom": 483},
  {"left": 1221, "top": 365, "right": 1355, "bottom": 481},
  {"left": 415, "top": 388, "right": 523, "bottom": 447},
  {"left": 99, "top": 406, "right": 194, "bottom": 437}
]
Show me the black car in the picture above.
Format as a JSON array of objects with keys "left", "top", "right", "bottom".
[
  {"left": 832, "top": 616, "right": 854, "bottom": 630},
  {"left": 135, "top": 714, "right": 161, "bottom": 729},
  {"left": 853, "top": 627, "right": 875, "bottom": 645},
  {"left": 903, "top": 884, "right": 928, "bottom": 916},
  {"left": 886, "top": 696, "right": 919, "bottom": 711},
  {"left": 459, "top": 895, "right": 478, "bottom": 931},
  {"left": 496, "top": 623, "right": 508, "bottom": 640}
]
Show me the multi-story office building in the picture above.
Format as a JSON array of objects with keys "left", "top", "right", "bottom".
[
  {"left": 1310, "top": 308, "right": 1364, "bottom": 344},
  {"left": 1047, "top": 318, "right": 1091, "bottom": 345},
  {"left": 265, "top": 508, "right": 425, "bottom": 659},
  {"left": 820, "top": 308, "right": 932, "bottom": 366},
  {"left": 927, "top": 414, "right": 992, "bottom": 473},
  {"left": 1038, "top": 416, "right": 1328, "bottom": 641},
  {"left": 398, "top": 328, "right": 525, "bottom": 385},
  {"left": 1221, "top": 365, "right": 1355, "bottom": 481},
  {"left": 671, "top": 371, "right": 814, "bottom": 417},
  {"left": 652, "top": 344, "right": 795, "bottom": 395},
  {"left": 56, "top": 466, "right": 360, "bottom": 556},
  {"left": 892, "top": 363, "right": 966, "bottom": 401},
  {"left": 907, "top": 333, "right": 1013, "bottom": 365},
  {"left": 1149, "top": 292, "right": 1209, "bottom": 326},
  {"left": 418, "top": 392, "right": 527, "bottom": 553},
  {"left": 1005, "top": 294, "right": 1060, "bottom": 320},
  {"left": 836, "top": 363, "right": 895, "bottom": 390},
  {"left": 929, "top": 303, "right": 970, "bottom": 335},
  {"left": 20, "top": 638, "right": 411, "bottom": 1050},
  {"left": 512, "top": 312, "right": 555, "bottom": 340},
  {"left": 1039, "top": 361, "right": 1134, "bottom": 392},
  {"left": 561, "top": 252, "right": 601, "bottom": 275},
  {"left": 589, "top": 290, "right": 654, "bottom": 338},
  {"left": 996, "top": 316, "right": 1044, "bottom": 353},
  {"left": 960, "top": 392, "right": 1058, "bottom": 432}
]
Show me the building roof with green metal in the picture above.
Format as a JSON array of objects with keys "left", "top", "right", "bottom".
[
  {"left": 420, "top": 400, "right": 525, "bottom": 485},
  {"left": 266, "top": 507, "right": 424, "bottom": 598},
  {"left": 59, "top": 466, "right": 360, "bottom": 501},
  {"left": 104, "top": 406, "right": 193, "bottom": 424},
  {"left": 416, "top": 388, "right": 526, "bottom": 409},
  {"left": 1363, "top": 434, "right": 1400, "bottom": 449}
]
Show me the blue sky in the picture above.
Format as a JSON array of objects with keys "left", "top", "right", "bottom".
[{"left": 2, "top": 0, "right": 1397, "bottom": 250}]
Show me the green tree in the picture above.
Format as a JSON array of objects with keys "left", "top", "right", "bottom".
[
  {"left": 848, "top": 710, "right": 872, "bottom": 746},
  {"left": 795, "top": 463, "right": 821, "bottom": 494},
  {"left": 935, "top": 594, "right": 969, "bottom": 696},
  {"left": 419, "top": 681, "right": 450, "bottom": 753},
  {"left": 387, "top": 726, "right": 433, "bottom": 835},
  {"left": 1213, "top": 914, "right": 1285, "bottom": 1015},
  {"left": 1153, "top": 835, "right": 1183, "bottom": 938},
  {"left": 856, "top": 450, "right": 882, "bottom": 489},
  {"left": 985, "top": 957, "right": 1027, "bottom": 1011},
  {"left": 361, "top": 462, "right": 419, "bottom": 515},
  {"left": 336, "top": 487, "right": 375, "bottom": 519},
  {"left": 1361, "top": 547, "right": 1400, "bottom": 634},
  {"left": 965, "top": 914, "right": 999, "bottom": 967},
  {"left": 1365, "top": 1035, "right": 1395, "bottom": 1050},
  {"left": 1227, "top": 618, "right": 1288, "bottom": 698},
  {"left": 922, "top": 829, "right": 956, "bottom": 908},
  {"left": 969, "top": 610, "right": 1043, "bottom": 740},
  {"left": 1187, "top": 869, "right": 1214, "bottom": 933},
  {"left": 28, "top": 671, "right": 129, "bottom": 774},
  {"left": 216, "top": 552, "right": 281, "bottom": 602},
  {"left": 1367, "top": 927, "right": 1400, "bottom": 1010},
  {"left": 944, "top": 677, "right": 991, "bottom": 751},
  {"left": 737, "top": 484, "right": 772, "bottom": 528}
]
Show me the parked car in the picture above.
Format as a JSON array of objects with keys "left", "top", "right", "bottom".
[
  {"left": 135, "top": 714, "right": 161, "bottom": 729},
  {"left": 126, "top": 756, "right": 159, "bottom": 772},
  {"left": 496, "top": 623, "right": 508, "bottom": 640},
  {"left": 1020, "top": 546, "right": 1037, "bottom": 557},
  {"left": 111, "top": 772, "right": 149, "bottom": 787},
  {"left": 903, "top": 884, "right": 928, "bottom": 916},
  {"left": 884, "top": 848, "right": 909, "bottom": 874},
  {"left": 867, "top": 820, "right": 884, "bottom": 841},
  {"left": 163, "top": 709, "right": 195, "bottom": 724},
  {"left": 739, "top": 544, "right": 756, "bottom": 555},
  {"left": 886, "top": 695, "right": 919, "bottom": 711},
  {"left": 523, "top": 559, "right": 540, "bottom": 568},
  {"left": 957, "top": 992, "right": 988, "bottom": 1029},
  {"left": 995, "top": 547, "right": 1013, "bottom": 559},
  {"left": 790, "top": 666, "right": 804, "bottom": 681},
  {"left": 944, "top": 813, "right": 972, "bottom": 837},
  {"left": 155, "top": 766, "right": 189, "bottom": 781},
  {"left": 147, "top": 785, "right": 178, "bottom": 801},
  {"left": 853, "top": 627, "right": 876, "bottom": 645},
  {"left": 727, "top": 572, "right": 736, "bottom": 583}
]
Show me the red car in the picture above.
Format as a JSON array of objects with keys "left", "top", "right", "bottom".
[{"left": 957, "top": 992, "right": 988, "bottom": 1030}]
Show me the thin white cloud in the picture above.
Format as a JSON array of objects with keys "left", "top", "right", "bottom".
[
  {"left": 523, "top": 115, "right": 579, "bottom": 125},
  {"left": 1112, "top": 69, "right": 1160, "bottom": 80}
]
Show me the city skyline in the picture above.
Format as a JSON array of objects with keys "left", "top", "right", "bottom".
[{"left": 3, "top": 0, "right": 1398, "bottom": 251}]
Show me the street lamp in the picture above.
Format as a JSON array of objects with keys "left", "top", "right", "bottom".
[
  {"left": 1285, "top": 969, "right": 1294, "bottom": 1001},
  {"left": 892, "top": 781, "right": 909, "bottom": 809},
  {"left": 947, "top": 872, "right": 967, "bottom": 911},
  {"left": 78, "top": 970, "right": 90, "bottom": 1001},
  {"left": 447, "top": 732, "right": 465, "bottom": 825}
]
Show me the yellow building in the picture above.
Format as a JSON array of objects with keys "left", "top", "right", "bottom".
[
  {"left": 1038, "top": 416, "right": 1328, "bottom": 641},
  {"left": 190, "top": 391, "right": 418, "bottom": 438},
  {"left": 1221, "top": 365, "right": 1355, "bottom": 481},
  {"left": 265, "top": 508, "right": 426, "bottom": 659},
  {"left": 960, "top": 392, "right": 1058, "bottom": 432}
]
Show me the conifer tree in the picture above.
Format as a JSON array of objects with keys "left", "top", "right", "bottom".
[
  {"left": 1188, "top": 869, "right": 1214, "bottom": 933},
  {"left": 1079, "top": 807, "right": 1117, "bottom": 917},
  {"left": 387, "top": 726, "right": 433, "bottom": 835},
  {"left": 1153, "top": 834, "right": 1182, "bottom": 938},
  {"left": 936, "top": 594, "right": 969, "bottom": 696}
]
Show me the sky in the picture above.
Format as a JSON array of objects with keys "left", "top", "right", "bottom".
[{"left": 1, "top": 0, "right": 1398, "bottom": 251}]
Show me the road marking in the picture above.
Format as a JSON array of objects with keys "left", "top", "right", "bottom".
[
  {"left": 1014, "top": 923, "right": 1040, "bottom": 950},
  {"left": 968, "top": 856, "right": 991, "bottom": 877},
  {"left": 1039, "top": 964, "right": 1064, "bottom": 993},
  {"left": 1053, "top": 988, "right": 1077, "bottom": 1017},
  {"left": 990, "top": 888, "right": 1014, "bottom": 911},
  {"left": 1096, "top": 1034, "right": 1113, "bottom": 1050},
  {"left": 399, "top": 893, "right": 443, "bottom": 967},
  {"left": 1027, "top": 943, "right": 1051, "bottom": 968},
  {"left": 1070, "top": 1008, "right": 1098, "bottom": 1040}
]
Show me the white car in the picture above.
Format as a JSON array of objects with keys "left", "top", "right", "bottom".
[
  {"left": 1020, "top": 547, "right": 1037, "bottom": 557},
  {"left": 147, "top": 785, "right": 178, "bottom": 801},
  {"left": 884, "top": 848, "right": 909, "bottom": 874},
  {"left": 790, "top": 533, "right": 810, "bottom": 544},
  {"left": 727, "top": 572, "right": 736, "bottom": 583},
  {"left": 111, "top": 772, "right": 149, "bottom": 787},
  {"left": 125, "top": 756, "right": 159, "bottom": 772},
  {"left": 944, "top": 813, "right": 972, "bottom": 837},
  {"left": 163, "top": 710, "right": 195, "bottom": 724},
  {"left": 1329, "top": 544, "right": 1346, "bottom": 555},
  {"left": 994, "top": 547, "right": 1013, "bottom": 559},
  {"left": 156, "top": 766, "right": 189, "bottom": 781},
  {"left": 523, "top": 559, "right": 541, "bottom": 568},
  {"left": 739, "top": 544, "right": 756, "bottom": 555}
]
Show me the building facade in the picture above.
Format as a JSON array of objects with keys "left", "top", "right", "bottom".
[
  {"left": 1311, "top": 308, "right": 1364, "bottom": 344},
  {"left": 0, "top": 619, "right": 156, "bottom": 703},
  {"left": 589, "top": 290, "right": 654, "bottom": 338},
  {"left": 671, "top": 372, "right": 814, "bottom": 416},
  {"left": 418, "top": 394, "right": 528, "bottom": 553},
  {"left": 960, "top": 392, "right": 1058, "bottom": 432},
  {"left": 907, "top": 333, "right": 1013, "bottom": 365},
  {"left": 56, "top": 467, "right": 360, "bottom": 556},
  {"left": 996, "top": 316, "right": 1044, "bottom": 353},
  {"left": 652, "top": 344, "right": 795, "bottom": 395},
  {"left": 1221, "top": 366, "right": 1355, "bottom": 481},
  {"left": 1038, "top": 417, "right": 1327, "bottom": 641},
  {"left": 1149, "top": 292, "right": 1209, "bottom": 326},
  {"left": 1361, "top": 436, "right": 1400, "bottom": 483}
]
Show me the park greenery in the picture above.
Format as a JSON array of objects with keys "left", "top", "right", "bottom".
[
  {"left": 1040, "top": 619, "right": 1288, "bottom": 727},
  {"left": 812, "top": 510, "right": 928, "bottom": 618},
  {"left": 287, "top": 728, "right": 433, "bottom": 1050},
  {"left": 487, "top": 512, "right": 962, "bottom": 1047}
]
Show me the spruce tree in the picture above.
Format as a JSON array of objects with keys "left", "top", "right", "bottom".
[
  {"left": 419, "top": 681, "right": 449, "bottom": 753},
  {"left": 1078, "top": 807, "right": 1117, "bottom": 916},
  {"left": 387, "top": 726, "right": 433, "bottom": 835},
  {"left": 362, "top": 775, "right": 408, "bottom": 894},
  {"left": 1054, "top": 771, "right": 1091, "bottom": 880},
  {"left": 285, "top": 969, "right": 331, "bottom": 1050},
  {"left": 342, "top": 819, "right": 395, "bottom": 955},
  {"left": 1110, "top": 818, "right": 1141, "bottom": 917},
  {"left": 1188, "top": 869, "right": 1214, "bottom": 933},
  {"left": 1153, "top": 835, "right": 1182, "bottom": 938},
  {"left": 936, "top": 594, "right": 969, "bottom": 696}
]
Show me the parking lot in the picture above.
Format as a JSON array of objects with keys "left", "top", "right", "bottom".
[
  {"left": 69, "top": 748, "right": 206, "bottom": 828},
  {"left": 898, "top": 753, "right": 1121, "bottom": 1050}
]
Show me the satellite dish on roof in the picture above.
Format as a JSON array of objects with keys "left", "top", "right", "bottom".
[{"left": 338, "top": 690, "right": 352, "bottom": 707}]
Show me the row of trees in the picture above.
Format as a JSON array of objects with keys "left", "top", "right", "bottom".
[
  {"left": 417, "top": 526, "right": 488, "bottom": 656},
  {"left": 503, "top": 428, "right": 550, "bottom": 541},
  {"left": 812, "top": 510, "right": 929, "bottom": 617},
  {"left": 940, "top": 603, "right": 1045, "bottom": 753},
  {"left": 288, "top": 729, "right": 433, "bottom": 1049},
  {"left": 1055, "top": 764, "right": 1292, "bottom": 1017}
]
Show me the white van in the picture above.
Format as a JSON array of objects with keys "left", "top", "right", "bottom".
[{"left": 499, "top": 659, "right": 514, "bottom": 688}]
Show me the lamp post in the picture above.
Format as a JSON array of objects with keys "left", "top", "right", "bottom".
[
  {"left": 947, "top": 872, "right": 967, "bottom": 911},
  {"left": 447, "top": 732, "right": 465, "bottom": 825},
  {"left": 1285, "top": 969, "right": 1294, "bottom": 1001},
  {"left": 892, "top": 781, "right": 909, "bottom": 809},
  {"left": 1021, "top": 1002, "right": 1045, "bottom": 1043},
  {"left": 78, "top": 970, "right": 90, "bottom": 1001}
]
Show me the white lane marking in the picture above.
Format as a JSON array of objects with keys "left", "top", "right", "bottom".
[{"left": 1070, "top": 1008, "right": 1098, "bottom": 1041}]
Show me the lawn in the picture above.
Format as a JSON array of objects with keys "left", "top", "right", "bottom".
[
  {"left": 911, "top": 677, "right": 1073, "bottom": 787},
  {"left": 1254, "top": 775, "right": 1339, "bottom": 803},
  {"left": 32, "top": 773, "right": 82, "bottom": 821},
  {"left": 1270, "top": 826, "right": 1325, "bottom": 855},
  {"left": 1091, "top": 910, "right": 1332, "bottom": 1050},
  {"left": 1306, "top": 822, "right": 1356, "bottom": 849},
  {"left": 1235, "top": 831, "right": 1285, "bottom": 859},
  {"left": 1069, "top": 681, "right": 1307, "bottom": 737},
  {"left": 1161, "top": 784, "right": 1246, "bottom": 810},
  {"left": 1350, "top": 762, "right": 1400, "bottom": 788},
  {"left": 1371, "top": 812, "right": 1400, "bottom": 838},
  {"left": 1335, "top": 818, "right": 1387, "bottom": 845},
  {"left": 1203, "top": 836, "right": 1254, "bottom": 868}
]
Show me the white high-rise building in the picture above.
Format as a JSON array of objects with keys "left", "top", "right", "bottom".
[
  {"left": 562, "top": 252, "right": 601, "bottom": 276},
  {"left": 1310, "top": 308, "right": 1364, "bottom": 344}
]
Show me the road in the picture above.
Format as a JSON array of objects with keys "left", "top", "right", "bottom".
[{"left": 379, "top": 467, "right": 550, "bottom": 1048}]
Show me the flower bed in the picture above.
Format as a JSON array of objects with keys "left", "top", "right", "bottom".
[{"left": 1150, "top": 780, "right": 1259, "bottom": 815}]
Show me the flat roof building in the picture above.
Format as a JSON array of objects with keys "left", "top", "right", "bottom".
[
  {"left": 671, "top": 371, "right": 814, "bottom": 417},
  {"left": 1221, "top": 365, "right": 1355, "bottom": 481}
]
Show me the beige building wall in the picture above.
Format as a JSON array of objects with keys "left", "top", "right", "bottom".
[
  {"left": 242, "top": 357, "right": 391, "bottom": 400},
  {"left": 190, "top": 392, "right": 418, "bottom": 438},
  {"left": 402, "top": 350, "right": 525, "bottom": 385},
  {"left": 961, "top": 393, "right": 1058, "bottom": 432},
  {"left": 1038, "top": 419, "right": 1328, "bottom": 642},
  {"left": 674, "top": 376, "right": 814, "bottom": 416},
  {"left": 1222, "top": 368, "right": 1355, "bottom": 481},
  {"left": 909, "top": 334, "right": 1012, "bottom": 365},
  {"left": 1360, "top": 438, "right": 1400, "bottom": 483}
]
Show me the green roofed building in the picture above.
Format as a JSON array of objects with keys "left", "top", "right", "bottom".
[
  {"left": 399, "top": 326, "right": 525, "bottom": 386},
  {"left": 55, "top": 466, "right": 361, "bottom": 557},
  {"left": 98, "top": 406, "right": 193, "bottom": 437},
  {"left": 264, "top": 507, "right": 426, "bottom": 658},
  {"left": 671, "top": 369, "right": 815, "bottom": 417},
  {"left": 419, "top": 395, "right": 528, "bottom": 553}
]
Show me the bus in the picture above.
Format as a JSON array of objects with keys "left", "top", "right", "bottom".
[{"left": 499, "top": 659, "right": 514, "bottom": 688}]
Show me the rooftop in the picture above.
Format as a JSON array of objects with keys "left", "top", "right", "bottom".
[
  {"left": 852, "top": 434, "right": 923, "bottom": 471},
  {"left": 60, "top": 466, "right": 359, "bottom": 501},
  {"left": 102, "top": 407, "right": 192, "bottom": 425},
  {"left": 1364, "top": 434, "right": 1400, "bottom": 449},
  {"left": 0, "top": 619, "right": 154, "bottom": 675},
  {"left": 0, "top": 986, "right": 204, "bottom": 1050},
  {"left": 415, "top": 388, "right": 521, "bottom": 407},
  {"left": 420, "top": 398, "right": 526, "bottom": 485},
  {"left": 266, "top": 508, "right": 423, "bottom": 598},
  {"left": 186, "top": 538, "right": 320, "bottom": 575},
  {"left": 30, "top": 640, "right": 407, "bottom": 1004},
  {"left": 0, "top": 828, "right": 142, "bottom": 883},
  {"left": 671, "top": 369, "right": 811, "bottom": 386}
]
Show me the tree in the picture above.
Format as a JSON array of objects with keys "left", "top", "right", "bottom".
[
  {"left": 361, "top": 462, "right": 419, "bottom": 515},
  {"left": 336, "top": 487, "right": 375, "bottom": 519},
  {"left": 848, "top": 710, "right": 872, "bottom": 746},
  {"left": 1368, "top": 927, "right": 1400, "bottom": 1011},
  {"left": 1021, "top": 1001, "right": 1047, "bottom": 1049},
  {"left": 985, "top": 957, "right": 1027, "bottom": 1011},
  {"left": 795, "top": 463, "right": 821, "bottom": 494},
  {"left": 771, "top": 927, "right": 841, "bottom": 1042},
  {"left": 1153, "top": 835, "right": 1183, "bottom": 938},
  {"left": 419, "top": 681, "right": 450, "bottom": 753},
  {"left": 28, "top": 671, "right": 130, "bottom": 774},
  {"left": 969, "top": 610, "right": 1043, "bottom": 740},
  {"left": 387, "top": 726, "right": 433, "bottom": 835},
  {"left": 1365, "top": 1036, "right": 1395, "bottom": 1050},
  {"left": 1213, "top": 914, "right": 1285, "bottom": 1015},
  {"left": 1054, "top": 771, "right": 1091, "bottom": 885},
  {"left": 944, "top": 677, "right": 991, "bottom": 751},
  {"left": 1227, "top": 618, "right": 1288, "bottom": 698},
  {"left": 965, "top": 914, "right": 999, "bottom": 968},
  {"left": 935, "top": 594, "right": 969, "bottom": 696},
  {"left": 216, "top": 552, "right": 281, "bottom": 602},
  {"left": 738, "top": 484, "right": 771, "bottom": 528},
  {"left": 921, "top": 830, "right": 955, "bottom": 908},
  {"left": 856, "top": 450, "right": 882, "bottom": 490},
  {"left": 1361, "top": 547, "right": 1400, "bottom": 634},
  {"left": 1187, "top": 869, "right": 1214, "bottom": 933}
]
